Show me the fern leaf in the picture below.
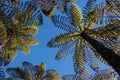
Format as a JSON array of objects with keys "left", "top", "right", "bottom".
[
  {"left": 52, "top": 15, "right": 77, "bottom": 32},
  {"left": 54, "top": 32, "right": 80, "bottom": 43},
  {"left": 85, "top": 43, "right": 99, "bottom": 71},
  {"left": 73, "top": 39, "right": 85, "bottom": 74},
  {"left": 22, "top": 61, "right": 36, "bottom": 78},
  {"left": 70, "top": 3, "right": 84, "bottom": 31},
  {"left": 86, "top": 20, "right": 120, "bottom": 39},
  {"left": 34, "top": 63, "right": 46, "bottom": 80},
  {"left": 55, "top": 40, "right": 77, "bottom": 60}
]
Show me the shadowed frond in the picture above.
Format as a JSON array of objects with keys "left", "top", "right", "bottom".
[
  {"left": 22, "top": 62, "right": 36, "bottom": 78},
  {"left": 52, "top": 15, "right": 77, "bottom": 32},
  {"left": 96, "top": 14, "right": 120, "bottom": 26},
  {"left": 6, "top": 62, "right": 46, "bottom": 80},
  {"left": 6, "top": 68, "right": 32, "bottom": 80},
  {"left": 55, "top": 40, "right": 76, "bottom": 60},
  {"left": 85, "top": 44, "right": 99, "bottom": 71},
  {"left": 41, "top": 69, "right": 62, "bottom": 80},
  {"left": 85, "top": 19, "right": 120, "bottom": 39},
  {"left": 83, "top": 1, "right": 108, "bottom": 29},
  {"left": 62, "top": 70, "right": 91, "bottom": 80},
  {"left": 92, "top": 69, "right": 116, "bottom": 80},
  {"left": 105, "top": 0, "right": 120, "bottom": 15},
  {"left": 0, "top": 68, "right": 5, "bottom": 80}
]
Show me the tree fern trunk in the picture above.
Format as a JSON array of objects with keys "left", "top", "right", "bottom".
[{"left": 81, "top": 32, "right": 120, "bottom": 76}]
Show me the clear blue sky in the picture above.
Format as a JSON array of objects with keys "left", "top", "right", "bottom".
[{"left": 6, "top": 0, "right": 108, "bottom": 77}]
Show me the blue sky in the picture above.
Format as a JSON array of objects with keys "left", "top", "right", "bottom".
[{"left": 6, "top": 0, "right": 108, "bottom": 77}]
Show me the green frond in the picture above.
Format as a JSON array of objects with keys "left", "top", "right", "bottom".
[
  {"left": 17, "top": 35, "right": 33, "bottom": 46},
  {"left": 73, "top": 39, "right": 85, "bottom": 74},
  {"left": 0, "top": 22, "right": 7, "bottom": 41},
  {"left": 34, "top": 63, "right": 46, "bottom": 80},
  {"left": 31, "top": 37, "right": 39, "bottom": 46},
  {"left": 18, "top": 46, "right": 30, "bottom": 54},
  {"left": 71, "top": 3, "right": 83, "bottom": 31},
  {"left": 83, "top": 0, "right": 97, "bottom": 29},
  {"left": 13, "top": 4, "right": 36, "bottom": 25},
  {"left": 42, "top": 70, "right": 62, "bottom": 80},
  {"left": 86, "top": 20, "right": 120, "bottom": 39},
  {"left": 84, "top": 2, "right": 107, "bottom": 29},
  {"left": 54, "top": 32, "right": 80, "bottom": 43},
  {"left": 19, "top": 26, "right": 38, "bottom": 36}
]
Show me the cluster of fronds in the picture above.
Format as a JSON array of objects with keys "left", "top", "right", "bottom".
[
  {"left": 6, "top": 61, "right": 63, "bottom": 80},
  {"left": 0, "top": 0, "right": 43, "bottom": 65},
  {"left": 6, "top": 62, "right": 46, "bottom": 80},
  {"left": 47, "top": 0, "right": 120, "bottom": 75}
]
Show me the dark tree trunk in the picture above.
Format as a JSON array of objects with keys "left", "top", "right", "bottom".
[{"left": 81, "top": 32, "right": 120, "bottom": 76}]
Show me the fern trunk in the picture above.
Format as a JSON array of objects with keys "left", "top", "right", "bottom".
[{"left": 81, "top": 32, "right": 120, "bottom": 76}]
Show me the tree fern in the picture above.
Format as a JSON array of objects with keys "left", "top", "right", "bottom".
[{"left": 48, "top": 1, "right": 120, "bottom": 75}]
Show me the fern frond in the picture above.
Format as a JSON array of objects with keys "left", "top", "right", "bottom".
[
  {"left": 73, "top": 39, "right": 85, "bottom": 74},
  {"left": 85, "top": 43, "right": 99, "bottom": 71},
  {"left": 41, "top": 69, "right": 62, "bottom": 80},
  {"left": 105, "top": 0, "right": 120, "bottom": 15},
  {"left": 92, "top": 69, "right": 116, "bottom": 80},
  {"left": 62, "top": 74, "right": 78, "bottom": 80},
  {"left": 86, "top": 20, "right": 120, "bottom": 39},
  {"left": 52, "top": 15, "right": 77, "bottom": 32},
  {"left": 69, "top": 3, "right": 84, "bottom": 31},
  {"left": 47, "top": 38, "right": 69, "bottom": 48},
  {"left": 55, "top": 40, "right": 77, "bottom": 60},
  {"left": 34, "top": 62, "right": 46, "bottom": 80},
  {"left": 83, "top": 1, "right": 107, "bottom": 29},
  {"left": 96, "top": 14, "right": 120, "bottom": 27},
  {"left": 83, "top": 0, "right": 96, "bottom": 25},
  {"left": 53, "top": 32, "right": 80, "bottom": 43},
  {"left": 22, "top": 61, "right": 36, "bottom": 78}
]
